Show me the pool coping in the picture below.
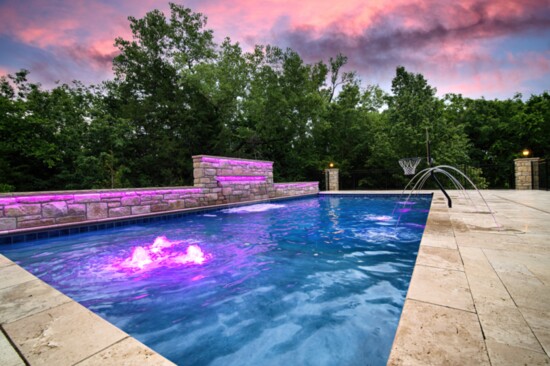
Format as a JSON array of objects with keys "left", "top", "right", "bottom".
[{"left": 2, "top": 190, "right": 549, "bottom": 365}]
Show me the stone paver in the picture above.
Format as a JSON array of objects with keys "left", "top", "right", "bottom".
[
  {"left": 389, "top": 299, "right": 490, "bottom": 366},
  {"left": 390, "top": 190, "right": 550, "bottom": 365},
  {"left": 485, "top": 340, "right": 550, "bottom": 365},
  {"left": 521, "top": 307, "right": 550, "bottom": 356},
  {"left": 0, "top": 254, "right": 14, "bottom": 268},
  {"left": 0, "top": 264, "right": 37, "bottom": 290},
  {"left": 0, "top": 279, "right": 72, "bottom": 324},
  {"left": 407, "top": 265, "right": 474, "bottom": 312},
  {"left": 76, "top": 338, "right": 175, "bottom": 366},
  {"left": 415, "top": 245, "right": 463, "bottom": 271},
  {"left": 0, "top": 255, "right": 175, "bottom": 366},
  {"left": 0, "top": 329, "right": 25, "bottom": 366},
  {"left": 4, "top": 301, "right": 128, "bottom": 366}
]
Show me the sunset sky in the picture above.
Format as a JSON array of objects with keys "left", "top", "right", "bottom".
[{"left": 0, "top": 0, "right": 549, "bottom": 99}]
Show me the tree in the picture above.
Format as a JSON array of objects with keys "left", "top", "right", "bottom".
[
  {"left": 112, "top": 3, "right": 220, "bottom": 186},
  {"left": 0, "top": 70, "right": 95, "bottom": 191},
  {"left": 387, "top": 66, "right": 469, "bottom": 166}
]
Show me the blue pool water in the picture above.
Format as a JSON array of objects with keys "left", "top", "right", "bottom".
[{"left": 0, "top": 194, "right": 431, "bottom": 365}]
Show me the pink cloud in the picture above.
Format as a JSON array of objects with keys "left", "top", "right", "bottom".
[
  {"left": 0, "top": 67, "right": 10, "bottom": 78},
  {"left": 435, "top": 50, "right": 550, "bottom": 98},
  {"left": 0, "top": 0, "right": 548, "bottom": 98},
  {"left": 0, "top": 0, "right": 132, "bottom": 77}
]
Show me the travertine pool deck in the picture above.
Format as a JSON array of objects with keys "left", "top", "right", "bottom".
[
  {"left": 388, "top": 190, "right": 550, "bottom": 365},
  {"left": 1, "top": 190, "right": 549, "bottom": 365}
]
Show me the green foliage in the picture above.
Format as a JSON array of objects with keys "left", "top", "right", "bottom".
[
  {"left": 1, "top": 3, "right": 548, "bottom": 192},
  {"left": 387, "top": 66, "right": 469, "bottom": 166}
]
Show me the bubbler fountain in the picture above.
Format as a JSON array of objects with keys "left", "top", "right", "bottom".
[{"left": 397, "top": 130, "right": 500, "bottom": 228}]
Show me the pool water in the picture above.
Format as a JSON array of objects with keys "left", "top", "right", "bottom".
[{"left": 0, "top": 195, "right": 431, "bottom": 366}]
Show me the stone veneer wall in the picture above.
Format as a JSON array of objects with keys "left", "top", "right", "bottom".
[
  {"left": 514, "top": 157, "right": 540, "bottom": 190},
  {"left": 0, "top": 155, "right": 318, "bottom": 233},
  {"left": 325, "top": 168, "right": 339, "bottom": 191},
  {"left": 193, "top": 155, "right": 275, "bottom": 203}
]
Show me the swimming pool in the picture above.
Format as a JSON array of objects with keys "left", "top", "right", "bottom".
[{"left": 0, "top": 194, "right": 431, "bottom": 365}]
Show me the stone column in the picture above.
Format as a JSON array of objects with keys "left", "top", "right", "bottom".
[
  {"left": 325, "top": 169, "right": 339, "bottom": 191},
  {"left": 514, "top": 158, "right": 540, "bottom": 190}
]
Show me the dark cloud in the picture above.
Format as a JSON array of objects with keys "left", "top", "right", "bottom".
[
  {"left": 61, "top": 44, "right": 119, "bottom": 69},
  {"left": 275, "top": 1, "right": 550, "bottom": 78}
]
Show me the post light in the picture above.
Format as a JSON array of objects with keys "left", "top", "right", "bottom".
[
  {"left": 329, "top": 162, "right": 334, "bottom": 168},
  {"left": 522, "top": 149, "right": 531, "bottom": 157}
]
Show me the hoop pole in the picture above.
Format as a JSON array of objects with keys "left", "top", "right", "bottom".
[{"left": 426, "top": 129, "right": 452, "bottom": 208}]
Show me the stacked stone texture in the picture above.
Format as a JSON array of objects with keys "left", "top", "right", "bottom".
[
  {"left": 0, "top": 155, "right": 319, "bottom": 233},
  {"left": 0, "top": 188, "right": 203, "bottom": 231},
  {"left": 273, "top": 183, "right": 318, "bottom": 197},
  {"left": 514, "top": 158, "right": 540, "bottom": 190},
  {"left": 192, "top": 155, "right": 275, "bottom": 204}
]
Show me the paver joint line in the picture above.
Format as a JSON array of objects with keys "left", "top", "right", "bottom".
[{"left": 0, "top": 324, "right": 28, "bottom": 366}]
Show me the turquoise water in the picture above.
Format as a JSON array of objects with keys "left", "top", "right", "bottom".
[{"left": 0, "top": 195, "right": 430, "bottom": 365}]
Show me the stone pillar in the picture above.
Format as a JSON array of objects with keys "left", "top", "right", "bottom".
[
  {"left": 325, "top": 169, "right": 339, "bottom": 191},
  {"left": 514, "top": 158, "right": 540, "bottom": 190}
]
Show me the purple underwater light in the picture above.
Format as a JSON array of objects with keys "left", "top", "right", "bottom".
[{"left": 112, "top": 236, "right": 211, "bottom": 271}]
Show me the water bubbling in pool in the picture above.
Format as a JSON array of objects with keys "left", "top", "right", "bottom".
[
  {"left": 222, "top": 203, "right": 285, "bottom": 213},
  {"left": 114, "top": 236, "right": 211, "bottom": 271}
]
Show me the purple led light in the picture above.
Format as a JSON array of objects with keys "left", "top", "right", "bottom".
[
  {"left": 136, "top": 188, "right": 202, "bottom": 195},
  {"left": 201, "top": 157, "right": 273, "bottom": 168},
  {"left": 216, "top": 176, "right": 267, "bottom": 183},
  {"left": 0, "top": 197, "right": 16, "bottom": 205},
  {"left": 274, "top": 183, "right": 318, "bottom": 188},
  {"left": 111, "top": 236, "right": 211, "bottom": 272},
  {"left": 0, "top": 188, "right": 203, "bottom": 207},
  {"left": 100, "top": 192, "right": 124, "bottom": 199}
]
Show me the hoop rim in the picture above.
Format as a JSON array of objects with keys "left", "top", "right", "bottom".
[{"left": 399, "top": 157, "right": 422, "bottom": 175}]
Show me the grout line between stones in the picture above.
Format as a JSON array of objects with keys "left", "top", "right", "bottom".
[
  {"left": 72, "top": 336, "right": 131, "bottom": 366},
  {"left": 480, "top": 247, "right": 548, "bottom": 356},
  {"left": 0, "top": 324, "right": 29, "bottom": 366}
]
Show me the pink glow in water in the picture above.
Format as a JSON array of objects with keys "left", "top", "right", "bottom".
[
  {"left": 117, "top": 236, "right": 210, "bottom": 271},
  {"left": 150, "top": 236, "right": 174, "bottom": 253},
  {"left": 125, "top": 247, "right": 153, "bottom": 269},
  {"left": 174, "top": 245, "right": 207, "bottom": 264}
]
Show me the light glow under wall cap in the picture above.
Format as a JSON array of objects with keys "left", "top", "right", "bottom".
[{"left": 215, "top": 176, "right": 266, "bottom": 182}]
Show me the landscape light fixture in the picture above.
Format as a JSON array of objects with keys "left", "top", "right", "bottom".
[
  {"left": 329, "top": 162, "right": 334, "bottom": 168},
  {"left": 522, "top": 148, "right": 531, "bottom": 157}
]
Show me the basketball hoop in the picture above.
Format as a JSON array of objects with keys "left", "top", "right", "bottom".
[{"left": 399, "top": 157, "right": 422, "bottom": 175}]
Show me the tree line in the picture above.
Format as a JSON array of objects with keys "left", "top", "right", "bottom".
[{"left": 1, "top": 3, "right": 549, "bottom": 192}]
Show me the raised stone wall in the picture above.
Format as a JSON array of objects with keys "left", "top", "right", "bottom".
[
  {"left": 514, "top": 158, "right": 540, "bottom": 190},
  {"left": 193, "top": 155, "right": 274, "bottom": 203},
  {"left": 0, "top": 188, "right": 203, "bottom": 231},
  {"left": 0, "top": 155, "right": 318, "bottom": 233}
]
